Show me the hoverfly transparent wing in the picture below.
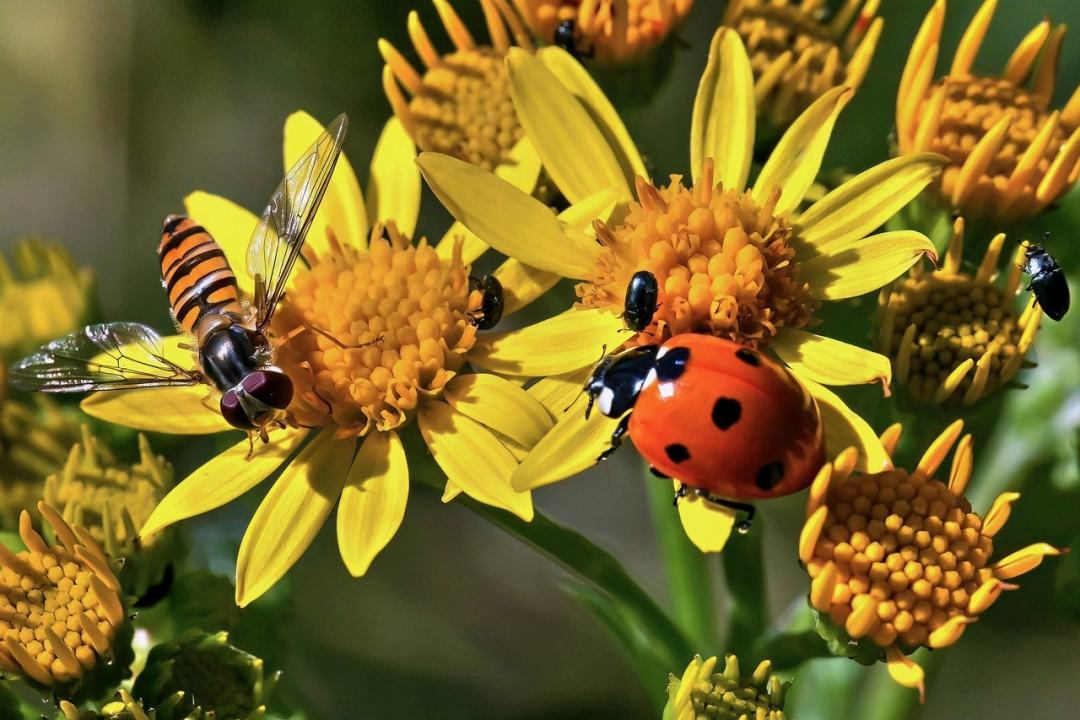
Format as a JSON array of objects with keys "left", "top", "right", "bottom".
[
  {"left": 247, "top": 113, "right": 348, "bottom": 332},
  {"left": 10, "top": 322, "right": 203, "bottom": 392}
]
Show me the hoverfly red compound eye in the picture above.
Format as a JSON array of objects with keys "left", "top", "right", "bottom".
[
  {"left": 220, "top": 389, "right": 258, "bottom": 431},
  {"left": 241, "top": 369, "right": 294, "bottom": 410}
]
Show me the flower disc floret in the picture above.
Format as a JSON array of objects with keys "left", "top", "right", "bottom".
[{"left": 664, "top": 653, "right": 788, "bottom": 720}]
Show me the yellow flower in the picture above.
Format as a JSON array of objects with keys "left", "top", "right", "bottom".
[
  {"left": 0, "top": 238, "right": 93, "bottom": 360},
  {"left": 723, "top": 0, "right": 882, "bottom": 130},
  {"left": 418, "top": 29, "right": 945, "bottom": 552},
  {"left": 59, "top": 690, "right": 150, "bottom": 720},
  {"left": 663, "top": 653, "right": 788, "bottom": 720},
  {"left": 380, "top": 0, "right": 542, "bottom": 192},
  {"left": 83, "top": 112, "right": 566, "bottom": 607},
  {"left": 0, "top": 502, "right": 125, "bottom": 687},
  {"left": 896, "top": 0, "right": 1080, "bottom": 223},
  {"left": 800, "top": 421, "right": 1064, "bottom": 700},
  {"left": 512, "top": 0, "right": 693, "bottom": 66},
  {"left": 878, "top": 217, "right": 1042, "bottom": 406}
]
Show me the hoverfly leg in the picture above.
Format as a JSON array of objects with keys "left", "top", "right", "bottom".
[
  {"left": 302, "top": 323, "right": 382, "bottom": 349},
  {"left": 259, "top": 426, "right": 270, "bottom": 444},
  {"left": 246, "top": 432, "right": 256, "bottom": 459}
]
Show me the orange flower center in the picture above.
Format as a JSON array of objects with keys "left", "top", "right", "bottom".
[
  {"left": 271, "top": 227, "right": 477, "bottom": 436},
  {"left": 579, "top": 163, "right": 816, "bottom": 348}
]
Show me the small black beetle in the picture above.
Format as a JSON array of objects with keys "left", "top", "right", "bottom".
[
  {"left": 623, "top": 270, "right": 659, "bottom": 332},
  {"left": 553, "top": 19, "right": 594, "bottom": 60},
  {"left": 469, "top": 275, "right": 505, "bottom": 330},
  {"left": 1023, "top": 240, "right": 1069, "bottom": 321}
]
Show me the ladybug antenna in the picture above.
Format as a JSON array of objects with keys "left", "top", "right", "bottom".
[{"left": 571, "top": 344, "right": 610, "bottom": 416}]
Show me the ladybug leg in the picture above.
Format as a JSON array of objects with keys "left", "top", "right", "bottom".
[
  {"left": 597, "top": 413, "right": 632, "bottom": 462},
  {"left": 650, "top": 466, "right": 671, "bottom": 479},
  {"left": 692, "top": 489, "right": 756, "bottom": 534},
  {"left": 672, "top": 483, "right": 690, "bottom": 507}
]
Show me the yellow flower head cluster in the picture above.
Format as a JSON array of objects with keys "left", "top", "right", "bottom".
[
  {"left": 724, "top": 0, "right": 881, "bottom": 129},
  {"left": 0, "top": 502, "right": 124, "bottom": 686},
  {"left": 663, "top": 653, "right": 788, "bottom": 720},
  {"left": 801, "top": 421, "right": 1063, "bottom": 699},
  {"left": 879, "top": 217, "right": 1042, "bottom": 407},
  {"left": 897, "top": 0, "right": 1080, "bottom": 222}
]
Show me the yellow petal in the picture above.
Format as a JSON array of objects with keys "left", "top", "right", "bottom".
[
  {"left": 141, "top": 427, "right": 308, "bottom": 538},
  {"left": 505, "top": 47, "right": 631, "bottom": 202},
  {"left": 537, "top": 46, "right": 648, "bottom": 185},
  {"left": 418, "top": 152, "right": 599, "bottom": 278},
  {"left": 982, "top": 491, "right": 1020, "bottom": 537},
  {"left": 800, "top": 230, "right": 937, "bottom": 301},
  {"left": 80, "top": 334, "right": 232, "bottom": 434},
  {"left": 494, "top": 135, "right": 543, "bottom": 192},
  {"left": 772, "top": 329, "right": 891, "bottom": 390},
  {"left": 417, "top": 400, "right": 533, "bottom": 520},
  {"left": 993, "top": 543, "right": 1064, "bottom": 580},
  {"left": 526, "top": 367, "right": 594, "bottom": 417},
  {"left": 443, "top": 373, "right": 554, "bottom": 448},
  {"left": 753, "top": 86, "right": 851, "bottom": 216},
  {"left": 800, "top": 506, "right": 828, "bottom": 564},
  {"left": 183, "top": 192, "right": 257, "bottom": 296},
  {"left": 493, "top": 258, "right": 561, "bottom": 316},
  {"left": 82, "top": 386, "right": 232, "bottom": 435},
  {"left": 236, "top": 431, "right": 353, "bottom": 606},
  {"left": 336, "top": 430, "right": 409, "bottom": 577},
  {"left": 436, "top": 221, "right": 489, "bottom": 266},
  {"left": 796, "top": 153, "right": 948, "bottom": 253},
  {"left": 885, "top": 647, "right": 925, "bottom": 703},
  {"left": 797, "top": 376, "right": 891, "bottom": 472},
  {"left": 677, "top": 485, "right": 737, "bottom": 553},
  {"left": 469, "top": 307, "right": 626, "bottom": 377},
  {"left": 512, "top": 393, "right": 620, "bottom": 491},
  {"left": 691, "top": 28, "right": 756, "bottom": 188},
  {"left": 366, "top": 117, "right": 419, "bottom": 239},
  {"left": 283, "top": 110, "right": 367, "bottom": 253}
]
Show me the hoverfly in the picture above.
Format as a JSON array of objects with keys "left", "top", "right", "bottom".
[{"left": 11, "top": 114, "right": 349, "bottom": 436}]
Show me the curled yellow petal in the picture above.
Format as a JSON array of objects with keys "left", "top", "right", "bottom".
[
  {"left": 183, "top": 191, "right": 257, "bottom": 295},
  {"left": 506, "top": 48, "right": 630, "bottom": 202},
  {"left": 993, "top": 543, "right": 1065, "bottom": 580},
  {"left": 366, "top": 117, "right": 419, "bottom": 238},
  {"left": 283, "top": 110, "right": 366, "bottom": 252},
  {"left": 772, "top": 329, "right": 891, "bottom": 391},
  {"left": 512, "top": 394, "right": 620, "bottom": 491},
  {"left": 443, "top": 373, "right": 553, "bottom": 449},
  {"left": 797, "top": 153, "right": 948, "bottom": 253},
  {"left": 140, "top": 427, "right": 308, "bottom": 538},
  {"left": 537, "top": 46, "right": 648, "bottom": 185},
  {"left": 885, "top": 646, "right": 925, "bottom": 703},
  {"left": 337, "top": 430, "right": 409, "bottom": 577},
  {"left": 800, "top": 231, "right": 937, "bottom": 301},
  {"left": 419, "top": 151, "right": 599, "bottom": 278},
  {"left": 235, "top": 431, "right": 353, "bottom": 606},
  {"left": 809, "top": 560, "right": 838, "bottom": 612},
  {"left": 982, "top": 492, "right": 1020, "bottom": 538},
  {"left": 797, "top": 375, "right": 890, "bottom": 472},
  {"left": 469, "top": 307, "right": 626, "bottom": 377},
  {"left": 928, "top": 615, "right": 973, "bottom": 649},
  {"left": 691, "top": 28, "right": 756, "bottom": 189},
  {"left": 418, "top": 400, "right": 533, "bottom": 520},
  {"left": 800, "top": 506, "right": 828, "bottom": 564},
  {"left": 676, "top": 487, "right": 737, "bottom": 554},
  {"left": 752, "top": 86, "right": 851, "bottom": 216}
]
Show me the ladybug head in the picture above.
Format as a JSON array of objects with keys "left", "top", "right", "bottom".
[{"left": 584, "top": 345, "right": 661, "bottom": 419}]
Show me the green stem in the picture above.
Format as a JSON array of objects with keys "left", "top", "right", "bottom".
[
  {"left": 643, "top": 470, "right": 719, "bottom": 649},
  {"left": 722, "top": 518, "right": 767, "bottom": 661}
]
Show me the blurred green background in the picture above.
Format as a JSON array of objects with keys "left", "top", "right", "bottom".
[{"left": 1, "top": 0, "right": 1078, "bottom": 717}]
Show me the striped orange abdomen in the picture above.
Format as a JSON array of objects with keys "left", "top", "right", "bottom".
[{"left": 159, "top": 216, "right": 243, "bottom": 334}]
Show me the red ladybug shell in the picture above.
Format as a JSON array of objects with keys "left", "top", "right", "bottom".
[{"left": 628, "top": 335, "right": 825, "bottom": 500}]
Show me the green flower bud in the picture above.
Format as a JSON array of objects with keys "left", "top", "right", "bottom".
[{"left": 663, "top": 653, "right": 789, "bottom": 720}]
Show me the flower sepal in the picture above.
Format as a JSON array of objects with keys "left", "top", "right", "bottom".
[{"left": 810, "top": 607, "right": 889, "bottom": 667}]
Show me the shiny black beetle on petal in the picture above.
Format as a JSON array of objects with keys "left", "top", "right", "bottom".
[
  {"left": 469, "top": 275, "right": 504, "bottom": 330},
  {"left": 1023, "top": 240, "right": 1070, "bottom": 321},
  {"left": 623, "top": 270, "right": 660, "bottom": 332}
]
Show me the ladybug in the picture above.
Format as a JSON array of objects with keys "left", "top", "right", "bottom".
[
  {"left": 623, "top": 270, "right": 659, "bottom": 332},
  {"left": 553, "top": 19, "right": 594, "bottom": 61},
  {"left": 1022, "top": 238, "right": 1069, "bottom": 321},
  {"left": 585, "top": 334, "right": 826, "bottom": 531},
  {"left": 468, "top": 275, "right": 505, "bottom": 330}
]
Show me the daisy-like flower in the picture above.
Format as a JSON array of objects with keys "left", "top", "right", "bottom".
[
  {"left": 801, "top": 421, "right": 1064, "bottom": 700},
  {"left": 0, "top": 238, "right": 94, "bottom": 360},
  {"left": 896, "top": 0, "right": 1080, "bottom": 223},
  {"left": 723, "top": 0, "right": 882, "bottom": 131},
  {"left": 0, "top": 502, "right": 125, "bottom": 688},
  {"left": 418, "top": 29, "right": 945, "bottom": 551},
  {"left": 663, "top": 653, "right": 788, "bottom": 720},
  {"left": 82, "top": 112, "right": 604, "bottom": 607},
  {"left": 380, "top": 0, "right": 542, "bottom": 196},
  {"left": 512, "top": 0, "right": 693, "bottom": 66},
  {"left": 878, "top": 217, "right": 1042, "bottom": 406}
]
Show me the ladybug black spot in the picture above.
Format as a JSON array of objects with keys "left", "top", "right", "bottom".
[
  {"left": 735, "top": 348, "right": 760, "bottom": 366},
  {"left": 755, "top": 461, "right": 784, "bottom": 491},
  {"left": 656, "top": 347, "right": 690, "bottom": 381},
  {"left": 665, "top": 443, "right": 691, "bottom": 464},
  {"left": 711, "top": 397, "right": 742, "bottom": 430}
]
